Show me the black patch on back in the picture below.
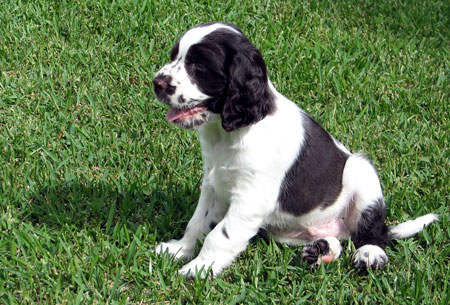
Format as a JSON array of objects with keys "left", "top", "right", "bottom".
[
  {"left": 351, "top": 198, "right": 389, "bottom": 249},
  {"left": 278, "top": 113, "right": 349, "bottom": 216}
]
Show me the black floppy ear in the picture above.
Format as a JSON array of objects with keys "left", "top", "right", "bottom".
[{"left": 221, "top": 39, "right": 275, "bottom": 132}]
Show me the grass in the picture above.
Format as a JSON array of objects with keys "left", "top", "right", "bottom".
[{"left": 0, "top": 0, "right": 448, "bottom": 303}]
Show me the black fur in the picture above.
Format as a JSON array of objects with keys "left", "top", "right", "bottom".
[
  {"left": 303, "top": 239, "right": 331, "bottom": 266},
  {"left": 278, "top": 113, "right": 349, "bottom": 216},
  {"left": 184, "top": 25, "right": 275, "bottom": 132},
  {"left": 351, "top": 198, "right": 389, "bottom": 250},
  {"left": 217, "top": 30, "right": 275, "bottom": 132},
  {"left": 184, "top": 41, "right": 228, "bottom": 100}
]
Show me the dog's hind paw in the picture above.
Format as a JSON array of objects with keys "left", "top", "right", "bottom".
[
  {"left": 353, "top": 245, "right": 388, "bottom": 270},
  {"left": 302, "top": 237, "right": 342, "bottom": 267}
]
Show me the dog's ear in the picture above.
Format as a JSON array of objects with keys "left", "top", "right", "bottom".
[{"left": 221, "top": 40, "right": 275, "bottom": 132}]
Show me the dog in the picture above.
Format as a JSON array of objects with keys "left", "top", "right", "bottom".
[{"left": 152, "top": 22, "right": 438, "bottom": 278}]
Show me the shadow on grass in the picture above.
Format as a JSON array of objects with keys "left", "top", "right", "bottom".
[{"left": 24, "top": 179, "right": 200, "bottom": 239}]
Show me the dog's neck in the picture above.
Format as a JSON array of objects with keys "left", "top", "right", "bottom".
[{"left": 198, "top": 119, "right": 250, "bottom": 149}]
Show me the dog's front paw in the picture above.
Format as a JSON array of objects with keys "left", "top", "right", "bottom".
[
  {"left": 353, "top": 245, "right": 388, "bottom": 270},
  {"left": 154, "top": 240, "right": 194, "bottom": 260},
  {"left": 179, "top": 258, "right": 218, "bottom": 279}
]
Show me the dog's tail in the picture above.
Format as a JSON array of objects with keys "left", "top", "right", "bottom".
[{"left": 388, "top": 213, "right": 438, "bottom": 239}]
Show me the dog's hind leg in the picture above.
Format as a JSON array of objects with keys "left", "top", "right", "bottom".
[
  {"left": 351, "top": 198, "right": 389, "bottom": 269},
  {"left": 344, "top": 155, "right": 390, "bottom": 270}
]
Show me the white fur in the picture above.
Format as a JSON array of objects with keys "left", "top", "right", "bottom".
[
  {"left": 353, "top": 245, "right": 388, "bottom": 268},
  {"left": 326, "top": 236, "right": 343, "bottom": 259},
  {"left": 155, "top": 240, "right": 193, "bottom": 259},
  {"left": 389, "top": 213, "right": 439, "bottom": 239},
  {"left": 177, "top": 23, "right": 240, "bottom": 57}
]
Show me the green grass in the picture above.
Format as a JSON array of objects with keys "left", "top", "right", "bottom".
[{"left": 0, "top": 0, "right": 448, "bottom": 304}]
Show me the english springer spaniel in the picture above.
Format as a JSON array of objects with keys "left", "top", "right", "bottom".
[{"left": 153, "top": 22, "right": 438, "bottom": 278}]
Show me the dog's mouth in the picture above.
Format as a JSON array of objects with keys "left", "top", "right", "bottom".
[{"left": 165, "top": 105, "right": 208, "bottom": 123}]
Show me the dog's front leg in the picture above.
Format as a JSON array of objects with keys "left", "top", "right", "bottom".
[
  {"left": 155, "top": 180, "right": 226, "bottom": 260},
  {"left": 178, "top": 197, "right": 268, "bottom": 278}
]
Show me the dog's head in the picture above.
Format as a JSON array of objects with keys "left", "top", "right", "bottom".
[{"left": 153, "top": 22, "right": 274, "bottom": 131}]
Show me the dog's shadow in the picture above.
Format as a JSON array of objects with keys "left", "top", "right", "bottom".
[{"left": 26, "top": 178, "right": 200, "bottom": 239}]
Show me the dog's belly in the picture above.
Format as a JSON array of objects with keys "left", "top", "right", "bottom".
[
  {"left": 276, "top": 218, "right": 346, "bottom": 240},
  {"left": 266, "top": 218, "right": 350, "bottom": 246},
  {"left": 265, "top": 195, "right": 359, "bottom": 245}
]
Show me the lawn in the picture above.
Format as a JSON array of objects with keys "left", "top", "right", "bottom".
[{"left": 0, "top": 0, "right": 448, "bottom": 304}]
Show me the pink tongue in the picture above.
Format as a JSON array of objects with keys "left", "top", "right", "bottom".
[
  {"left": 166, "top": 108, "right": 184, "bottom": 122},
  {"left": 165, "top": 106, "right": 206, "bottom": 122}
]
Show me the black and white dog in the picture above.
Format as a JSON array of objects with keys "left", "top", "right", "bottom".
[{"left": 153, "top": 22, "right": 437, "bottom": 278}]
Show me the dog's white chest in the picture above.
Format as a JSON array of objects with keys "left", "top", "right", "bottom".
[{"left": 207, "top": 160, "right": 238, "bottom": 205}]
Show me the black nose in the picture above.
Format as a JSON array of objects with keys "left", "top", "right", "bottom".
[
  {"left": 153, "top": 75, "right": 173, "bottom": 93},
  {"left": 153, "top": 78, "right": 167, "bottom": 91}
]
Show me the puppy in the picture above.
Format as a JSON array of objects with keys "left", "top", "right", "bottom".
[{"left": 153, "top": 22, "right": 438, "bottom": 278}]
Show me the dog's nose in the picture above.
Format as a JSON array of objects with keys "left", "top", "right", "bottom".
[
  {"left": 153, "top": 75, "right": 174, "bottom": 92},
  {"left": 153, "top": 75, "right": 175, "bottom": 97},
  {"left": 153, "top": 77, "right": 167, "bottom": 91}
]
